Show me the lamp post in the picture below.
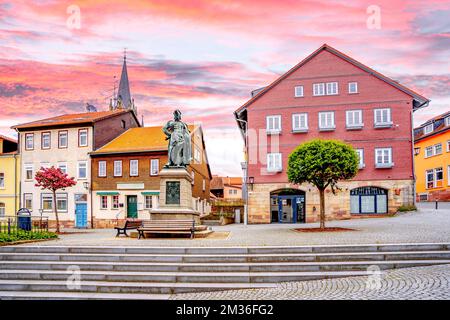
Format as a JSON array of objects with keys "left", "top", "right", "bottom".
[{"left": 237, "top": 118, "right": 249, "bottom": 226}]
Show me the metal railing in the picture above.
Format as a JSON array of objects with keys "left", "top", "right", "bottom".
[{"left": 0, "top": 216, "right": 49, "bottom": 234}]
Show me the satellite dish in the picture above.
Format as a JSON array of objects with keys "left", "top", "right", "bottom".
[{"left": 85, "top": 103, "right": 97, "bottom": 112}]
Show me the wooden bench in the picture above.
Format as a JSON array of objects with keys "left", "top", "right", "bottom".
[
  {"left": 137, "top": 219, "right": 196, "bottom": 239},
  {"left": 114, "top": 219, "right": 142, "bottom": 237}
]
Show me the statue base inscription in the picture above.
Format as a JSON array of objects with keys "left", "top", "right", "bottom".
[{"left": 150, "top": 167, "right": 200, "bottom": 223}]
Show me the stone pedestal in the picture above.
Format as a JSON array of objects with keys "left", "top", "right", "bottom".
[{"left": 150, "top": 167, "right": 201, "bottom": 223}]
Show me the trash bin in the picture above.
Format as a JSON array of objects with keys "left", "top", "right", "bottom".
[{"left": 17, "top": 208, "right": 32, "bottom": 231}]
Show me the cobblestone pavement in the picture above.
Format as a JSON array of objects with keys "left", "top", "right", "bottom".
[
  {"left": 19, "top": 208, "right": 450, "bottom": 247},
  {"left": 170, "top": 264, "right": 450, "bottom": 300}
]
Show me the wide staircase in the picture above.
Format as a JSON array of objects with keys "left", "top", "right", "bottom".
[{"left": 0, "top": 243, "right": 449, "bottom": 299}]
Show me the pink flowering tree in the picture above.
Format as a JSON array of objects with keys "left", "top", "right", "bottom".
[{"left": 35, "top": 167, "right": 76, "bottom": 233}]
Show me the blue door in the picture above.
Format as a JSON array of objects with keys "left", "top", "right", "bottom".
[{"left": 75, "top": 203, "right": 87, "bottom": 228}]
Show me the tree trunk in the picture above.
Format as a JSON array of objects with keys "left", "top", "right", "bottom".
[
  {"left": 319, "top": 188, "right": 326, "bottom": 229},
  {"left": 53, "top": 190, "right": 60, "bottom": 233}
]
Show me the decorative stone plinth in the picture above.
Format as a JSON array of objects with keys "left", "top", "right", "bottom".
[{"left": 150, "top": 167, "right": 201, "bottom": 223}]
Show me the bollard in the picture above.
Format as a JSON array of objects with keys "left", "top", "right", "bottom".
[{"left": 435, "top": 201, "right": 438, "bottom": 210}]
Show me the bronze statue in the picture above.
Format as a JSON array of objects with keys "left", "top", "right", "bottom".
[{"left": 163, "top": 109, "right": 192, "bottom": 167}]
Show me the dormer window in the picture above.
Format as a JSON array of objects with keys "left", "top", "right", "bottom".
[
  {"left": 445, "top": 117, "right": 450, "bottom": 126},
  {"left": 121, "top": 120, "right": 126, "bottom": 129},
  {"left": 424, "top": 124, "right": 433, "bottom": 135}
]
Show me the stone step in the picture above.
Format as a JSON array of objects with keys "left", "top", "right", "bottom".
[
  {"left": 0, "top": 291, "right": 170, "bottom": 300},
  {"left": 1, "top": 263, "right": 450, "bottom": 283},
  {"left": 1, "top": 251, "right": 450, "bottom": 263},
  {"left": 0, "top": 279, "right": 277, "bottom": 294},
  {"left": 1, "top": 243, "right": 449, "bottom": 254},
  {"left": 1, "top": 260, "right": 449, "bottom": 273}
]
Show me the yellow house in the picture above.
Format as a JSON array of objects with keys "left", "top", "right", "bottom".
[
  {"left": 0, "top": 134, "right": 20, "bottom": 216},
  {"left": 414, "top": 111, "right": 450, "bottom": 202}
]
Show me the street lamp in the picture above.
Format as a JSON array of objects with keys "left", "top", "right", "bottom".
[{"left": 237, "top": 118, "right": 249, "bottom": 226}]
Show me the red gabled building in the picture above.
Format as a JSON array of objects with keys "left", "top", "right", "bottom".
[{"left": 235, "top": 44, "right": 429, "bottom": 224}]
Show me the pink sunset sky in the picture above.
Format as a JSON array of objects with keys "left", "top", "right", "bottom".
[{"left": 0, "top": 0, "right": 449, "bottom": 176}]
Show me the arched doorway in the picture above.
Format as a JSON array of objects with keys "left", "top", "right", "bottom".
[
  {"left": 350, "top": 186, "right": 388, "bottom": 214},
  {"left": 270, "top": 189, "right": 306, "bottom": 223}
]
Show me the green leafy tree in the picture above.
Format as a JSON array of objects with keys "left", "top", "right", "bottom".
[{"left": 287, "top": 139, "right": 359, "bottom": 229}]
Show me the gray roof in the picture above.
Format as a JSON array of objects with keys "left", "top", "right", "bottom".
[{"left": 117, "top": 57, "right": 132, "bottom": 109}]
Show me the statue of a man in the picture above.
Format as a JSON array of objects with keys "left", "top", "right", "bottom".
[{"left": 163, "top": 109, "right": 192, "bottom": 167}]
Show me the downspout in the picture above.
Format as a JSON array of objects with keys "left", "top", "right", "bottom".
[
  {"left": 15, "top": 128, "right": 20, "bottom": 213},
  {"left": 14, "top": 153, "right": 17, "bottom": 213},
  {"left": 411, "top": 99, "right": 430, "bottom": 207},
  {"left": 90, "top": 126, "right": 94, "bottom": 229}
]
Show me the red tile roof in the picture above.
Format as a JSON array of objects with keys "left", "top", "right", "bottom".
[{"left": 12, "top": 110, "right": 130, "bottom": 130}]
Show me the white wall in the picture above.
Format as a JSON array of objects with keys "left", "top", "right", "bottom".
[{"left": 20, "top": 127, "right": 93, "bottom": 224}]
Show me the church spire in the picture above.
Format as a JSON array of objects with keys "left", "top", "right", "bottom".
[{"left": 114, "top": 48, "right": 136, "bottom": 112}]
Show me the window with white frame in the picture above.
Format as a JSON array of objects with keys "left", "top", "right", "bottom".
[
  {"left": 0, "top": 173, "right": 4, "bottom": 188},
  {"left": 326, "top": 82, "right": 338, "bottom": 95},
  {"left": 318, "top": 111, "right": 335, "bottom": 130},
  {"left": 375, "top": 148, "right": 393, "bottom": 167},
  {"left": 130, "top": 160, "right": 139, "bottom": 176},
  {"left": 447, "top": 140, "right": 450, "bottom": 152},
  {"left": 0, "top": 203, "right": 4, "bottom": 216},
  {"left": 425, "top": 146, "right": 433, "bottom": 158},
  {"left": 426, "top": 168, "right": 443, "bottom": 189},
  {"left": 313, "top": 83, "right": 325, "bottom": 96},
  {"left": 434, "top": 143, "right": 442, "bottom": 155},
  {"left": 150, "top": 159, "right": 159, "bottom": 176},
  {"left": 58, "top": 131, "right": 68, "bottom": 148},
  {"left": 267, "top": 153, "right": 282, "bottom": 172},
  {"left": 25, "top": 164, "right": 33, "bottom": 180},
  {"left": 25, "top": 133, "right": 34, "bottom": 150},
  {"left": 356, "top": 149, "right": 365, "bottom": 169},
  {"left": 78, "top": 129, "right": 88, "bottom": 147},
  {"left": 56, "top": 194, "right": 68, "bottom": 212},
  {"left": 145, "top": 195, "right": 153, "bottom": 209},
  {"left": 446, "top": 117, "right": 450, "bottom": 126},
  {"left": 436, "top": 167, "right": 443, "bottom": 187},
  {"left": 41, "top": 194, "right": 53, "bottom": 211},
  {"left": 266, "top": 115, "right": 281, "bottom": 133},
  {"left": 41, "top": 132, "right": 51, "bottom": 149},
  {"left": 77, "top": 161, "right": 87, "bottom": 179},
  {"left": 24, "top": 193, "right": 32, "bottom": 211},
  {"left": 112, "top": 195, "right": 119, "bottom": 209},
  {"left": 346, "top": 110, "right": 363, "bottom": 128},
  {"left": 57, "top": 163, "right": 67, "bottom": 174},
  {"left": 114, "top": 160, "right": 122, "bottom": 176},
  {"left": 100, "top": 196, "right": 108, "bottom": 209},
  {"left": 348, "top": 82, "right": 358, "bottom": 94},
  {"left": 374, "top": 108, "right": 392, "bottom": 127},
  {"left": 98, "top": 161, "right": 106, "bottom": 177},
  {"left": 194, "top": 147, "right": 201, "bottom": 163},
  {"left": 423, "top": 124, "right": 433, "bottom": 134},
  {"left": 426, "top": 169, "right": 434, "bottom": 189},
  {"left": 292, "top": 113, "right": 308, "bottom": 131},
  {"left": 294, "top": 86, "right": 304, "bottom": 97},
  {"left": 425, "top": 143, "right": 443, "bottom": 158},
  {"left": 40, "top": 162, "right": 50, "bottom": 169}
]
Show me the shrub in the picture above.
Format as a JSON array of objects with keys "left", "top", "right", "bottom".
[
  {"left": 0, "top": 230, "right": 58, "bottom": 243},
  {"left": 397, "top": 205, "right": 417, "bottom": 212}
]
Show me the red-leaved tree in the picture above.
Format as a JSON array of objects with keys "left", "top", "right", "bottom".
[{"left": 35, "top": 167, "right": 76, "bottom": 233}]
